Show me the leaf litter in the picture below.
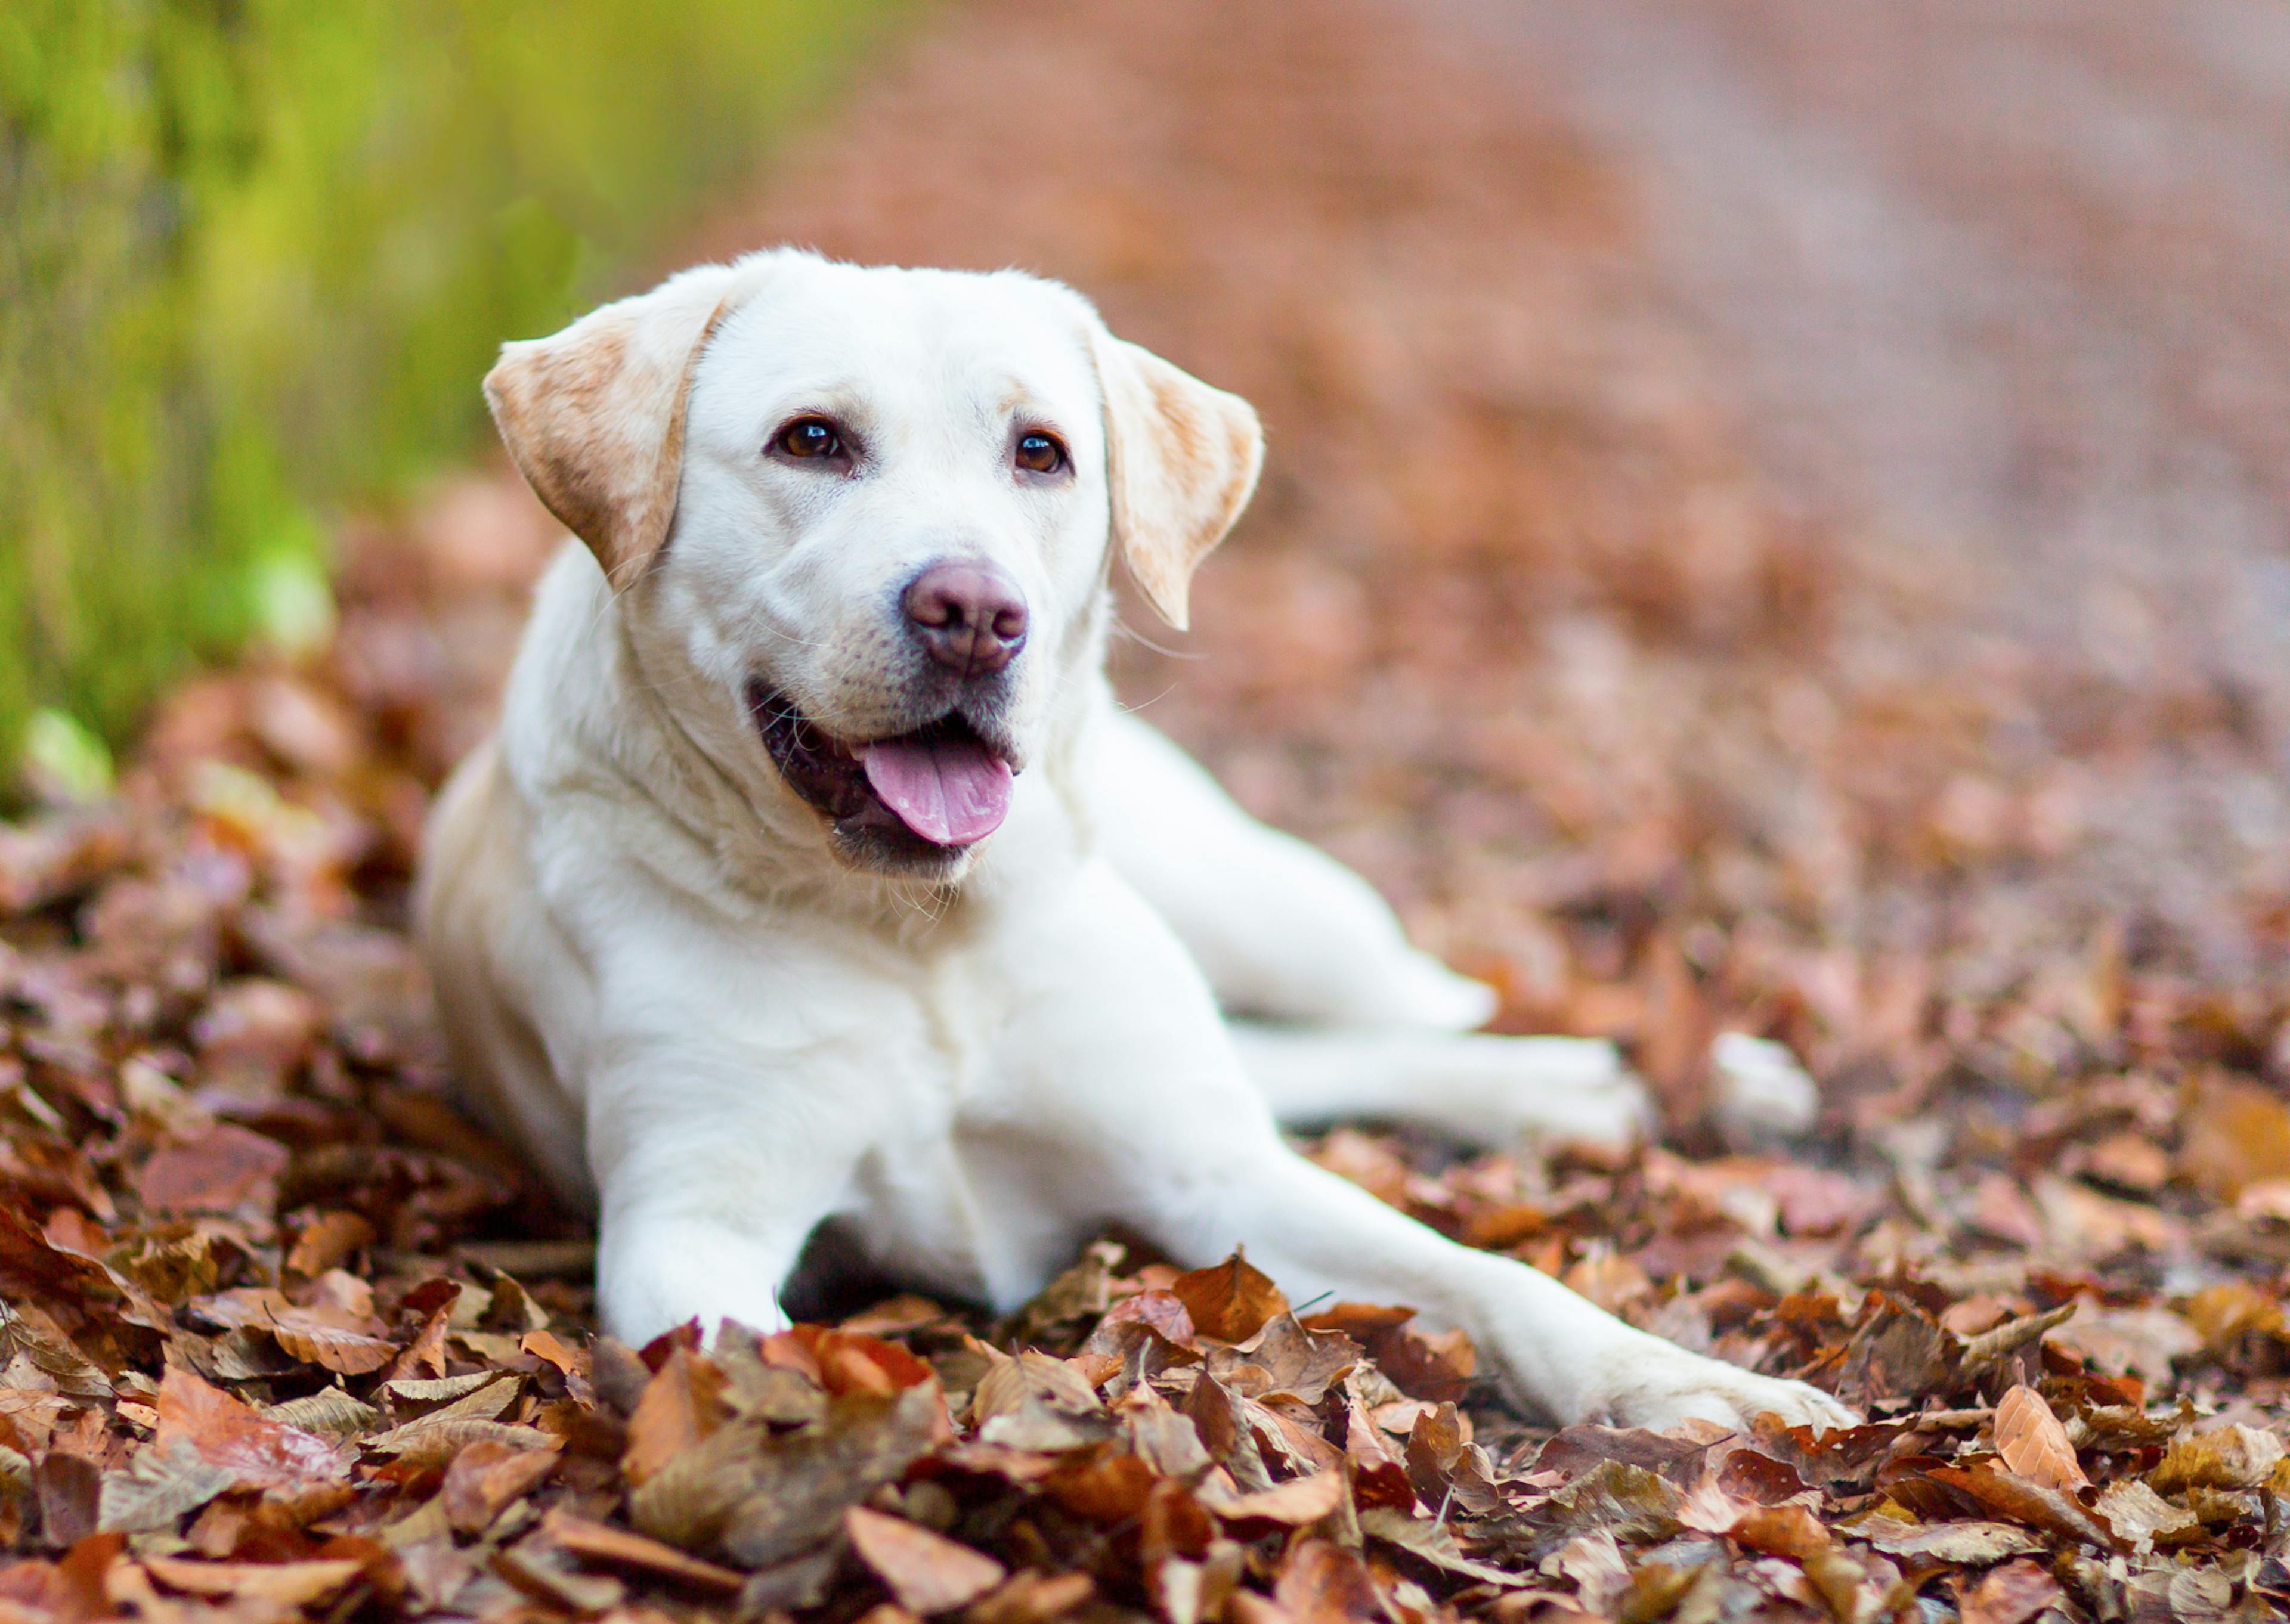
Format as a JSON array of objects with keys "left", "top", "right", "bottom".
[{"left": 5, "top": 0, "right": 2290, "bottom": 1619}]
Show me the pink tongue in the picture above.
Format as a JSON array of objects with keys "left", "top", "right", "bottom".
[{"left": 861, "top": 735, "right": 1014, "bottom": 846}]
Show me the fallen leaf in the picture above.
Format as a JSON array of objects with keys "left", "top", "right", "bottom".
[
  {"left": 1861, "top": 1517, "right": 2046, "bottom": 1564},
  {"left": 134, "top": 1125, "right": 289, "bottom": 1216},
  {"left": 142, "top": 1557, "right": 363, "bottom": 1607},
  {"left": 1273, "top": 1539, "right": 1381, "bottom": 1624},
  {"left": 1356, "top": 1507, "right": 1525, "bottom": 1586},
  {"left": 1201, "top": 1469, "right": 1346, "bottom": 1527},
  {"left": 440, "top": 1436, "right": 560, "bottom": 1533},
  {"left": 1992, "top": 1385, "right": 2087, "bottom": 1491},
  {"left": 1728, "top": 1502, "right": 1831, "bottom": 1558},
  {"left": 1924, "top": 1463, "right": 2121, "bottom": 1551},
  {"left": 154, "top": 1366, "right": 348, "bottom": 1492},
  {"left": 285, "top": 1211, "right": 376, "bottom": 1277},
  {"left": 1955, "top": 1558, "right": 2061, "bottom": 1624},
  {"left": 2179, "top": 1074, "right": 2290, "bottom": 1199},
  {"left": 2091, "top": 1477, "right": 2200, "bottom": 1552},
  {"left": 2149, "top": 1422, "right": 2285, "bottom": 1492},
  {"left": 624, "top": 1346, "right": 728, "bottom": 1485},
  {"left": 638, "top": 1386, "right": 939, "bottom": 1564},
  {"left": 539, "top": 1507, "right": 745, "bottom": 1594},
  {"left": 267, "top": 1301, "right": 397, "bottom": 1374},
  {"left": 965, "top": 1570, "right": 1096, "bottom": 1624},
  {"left": 95, "top": 1437, "right": 234, "bottom": 1533},
  {"left": 847, "top": 1506, "right": 1007, "bottom": 1614},
  {"left": 1170, "top": 1253, "right": 1288, "bottom": 1344}
]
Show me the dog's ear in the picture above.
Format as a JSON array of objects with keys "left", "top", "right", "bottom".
[
  {"left": 484, "top": 264, "right": 747, "bottom": 585},
  {"left": 1091, "top": 330, "right": 1264, "bottom": 631}
]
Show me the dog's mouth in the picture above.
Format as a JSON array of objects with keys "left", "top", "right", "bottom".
[{"left": 748, "top": 686, "right": 1016, "bottom": 853}]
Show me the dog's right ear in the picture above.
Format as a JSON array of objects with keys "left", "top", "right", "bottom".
[{"left": 483, "top": 263, "right": 748, "bottom": 586}]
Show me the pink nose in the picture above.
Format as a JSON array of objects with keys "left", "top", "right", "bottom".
[{"left": 902, "top": 561, "right": 1029, "bottom": 677}]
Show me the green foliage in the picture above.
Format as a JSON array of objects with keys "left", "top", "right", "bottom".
[{"left": 0, "top": 0, "right": 886, "bottom": 756}]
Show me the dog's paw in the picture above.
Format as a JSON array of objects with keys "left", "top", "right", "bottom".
[
  {"left": 1595, "top": 1344, "right": 1858, "bottom": 1436},
  {"left": 1710, "top": 1031, "right": 1820, "bottom": 1138},
  {"left": 1469, "top": 1036, "right": 1652, "bottom": 1152}
]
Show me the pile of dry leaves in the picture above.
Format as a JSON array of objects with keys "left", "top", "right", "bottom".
[{"left": 6, "top": 0, "right": 2290, "bottom": 1619}]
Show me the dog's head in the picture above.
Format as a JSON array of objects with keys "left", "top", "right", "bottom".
[{"left": 484, "top": 250, "right": 1261, "bottom": 879}]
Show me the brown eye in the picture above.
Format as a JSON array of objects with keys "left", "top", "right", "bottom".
[
  {"left": 775, "top": 417, "right": 843, "bottom": 460},
  {"left": 1016, "top": 431, "right": 1066, "bottom": 475}
]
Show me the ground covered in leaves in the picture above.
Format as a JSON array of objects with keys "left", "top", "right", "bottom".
[{"left": 6, "top": 0, "right": 2290, "bottom": 1620}]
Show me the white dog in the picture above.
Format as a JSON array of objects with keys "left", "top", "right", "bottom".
[{"left": 417, "top": 249, "right": 1852, "bottom": 1431}]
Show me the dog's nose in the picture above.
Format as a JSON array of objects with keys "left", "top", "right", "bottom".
[{"left": 902, "top": 561, "right": 1029, "bottom": 677}]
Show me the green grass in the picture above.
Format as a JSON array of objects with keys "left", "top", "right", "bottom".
[{"left": 0, "top": 0, "right": 891, "bottom": 771}]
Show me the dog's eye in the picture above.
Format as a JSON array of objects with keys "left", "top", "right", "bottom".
[
  {"left": 774, "top": 417, "right": 843, "bottom": 460},
  {"left": 1015, "top": 432, "right": 1067, "bottom": 476}
]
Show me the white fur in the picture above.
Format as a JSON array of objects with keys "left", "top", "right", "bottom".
[{"left": 419, "top": 250, "right": 1852, "bottom": 1431}]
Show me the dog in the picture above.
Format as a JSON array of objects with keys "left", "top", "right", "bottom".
[{"left": 417, "top": 249, "right": 1853, "bottom": 1432}]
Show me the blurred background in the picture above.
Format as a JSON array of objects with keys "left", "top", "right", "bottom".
[
  {"left": 7, "top": 0, "right": 2287, "bottom": 1139},
  {"left": 1, "top": 0, "right": 886, "bottom": 755}
]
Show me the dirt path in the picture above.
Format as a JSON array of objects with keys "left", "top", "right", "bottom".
[{"left": 1431, "top": 0, "right": 2290, "bottom": 978}]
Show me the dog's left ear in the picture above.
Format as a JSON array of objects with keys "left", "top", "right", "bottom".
[
  {"left": 484, "top": 262, "right": 750, "bottom": 586},
  {"left": 1091, "top": 330, "right": 1264, "bottom": 631}
]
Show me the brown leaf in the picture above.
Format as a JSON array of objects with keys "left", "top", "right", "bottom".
[
  {"left": 284, "top": 1211, "right": 376, "bottom": 1278},
  {"left": 769, "top": 1325, "right": 937, "bottom": 1397},
  {"left": 388, "top": 1291, "right": 455, "bottom": 1383},
  {"left": 1044, "top": 1446, "right": 1159, "bottom": 1523},
  {"left": 35, "top": 1451, "right": 103, "bottom": 1546},
  {"left": 491, "top": 1539, "right": 627, "bottom": 1613},
  {"left": 440, "top": 1436, "right": 561, "bottom": 1535},
  {"left": 1991, "top": 1384, "right": 2088, "bottom": 1491},
  {"left": 624, "top": 1346, "right": 728, "bottom": 1486},
  {"left": 638, "top": 1386, "right": 939, "bottom": 1565},
  {"left": 2148, "top": 1422, "right": 2286, "bottom": 1492},
  {"left": 154, "top": 1366, "right": 348, "bottom": 1492},
  {"left": 1170, "top": 1252, "right": 1288, "bottom": 1344},
  {"left": 1201, "top": 1469, "right": 1347, "bottom": 1527},
  {"left": 1273, "top": 1539, "right": 1381, "bottom": 1624},
  {"left": 1728, "top": 1502, "right": 1831, "bottom": 1559},
  {"left": 1954, "top": 1558, "right": 2062, "bottom": 1624},
  {"left": 2178, "top": 1073, "right": 2290, "bottom": 1200},
  {"left": 1924, "top": 1462, "right": 2121, "bottom": 1550},
  {"left": 1839, "top": 1291, "right": 1958, "bottom": 1404},
  {"left": 141, "top": 1557, "right": 364, "bottom": 1608},
  {"left": 846, "top": 1506, "right": 1007, "bottom": 1614},
  {"left": 266, "top": 1302, "right": 397, "bottom": 1375},
  {"left": 1088, "top": 1289, "right": 1198, "bottom": 1350},
  {"left": 2183, "top": 1281, "right": 2287, "bottom": 1351},
  {"left": 95, "top": 1437, "right": 233, "bottom": 1533},
  {"left": 1861, "top": 1517, "right": 2045, "bottom": 1564},
  {"left": 538, "top": 1507, "right": 745, "bottom": 1594},
  {"left": 972, "top": 1352, "right": 1112, "bottom": 1452},
  {"left": 1231, "top": 1313, "right": 1360, "bottom": 1404},
  {"left": 1537, "top": 1425, "right": 1713, "bottom": 1486},
  {"left": 1125, "top": 1388, "right": 1214, "bottom": 1483},
  {"left": 2091, "top": 1478, "right": 2200, "bottom": 1553},
  {"left": 964, "top": 1570, "right": 1096, "bottom": 1624},
  {"left": 1543, "top": 1460, "right": 1685, "bottom": 1541},
  {"left": 1354, "top": 1507, "right": 1525, "bottom": 1586},
  {"left": 135, "top": 1125, "right": 289, "bottom": 1216}
]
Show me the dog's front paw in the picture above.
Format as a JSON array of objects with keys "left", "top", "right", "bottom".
[{"left": 1595, "top": 1344, "right": 1858, "bottom": 1436}]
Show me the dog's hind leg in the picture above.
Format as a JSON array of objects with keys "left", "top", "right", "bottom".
[
  {"left": 977, "top": 863, "right": 1851, "bottom": 1434},
  {"left": 1090, "top": 709, "right": 1494, "bottom": 1030},
  {"left": 1229, "top": 1023, "right": 1650, "bottom": 1151}
]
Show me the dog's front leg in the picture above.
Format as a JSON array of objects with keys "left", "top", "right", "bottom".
[
  {"left": 574, "top": 949, "right": 915, "bottom": 1348},
  {"left": 983, "top": 863, "right": 1855, "bottom": 1433}
]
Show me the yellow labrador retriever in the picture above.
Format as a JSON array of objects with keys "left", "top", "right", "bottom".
[{"left": 418, "top": 249, "right": 1852, "bottom": 1431}]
